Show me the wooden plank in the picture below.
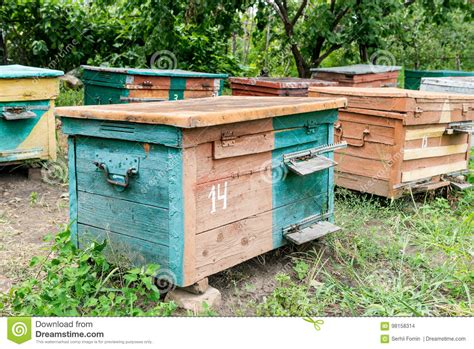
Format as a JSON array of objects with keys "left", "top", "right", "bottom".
[
  {"left": 285, "top": 221, "right": 340, "bottom": 245},
  {"left": 402, "top": 153, "right": 467, "bottom": 172},
  {"left": 404, "top": 133, "right": 469, "bottom": 149},
  {"left": 55, "top": 96, "right": 347, "bottom": 128},
  {"left": 403, "top": 143, "right": 468, "bottom": 160},
  {"left": 0, "top": 78, "right": 59, "bottom": 101},
  {"left": 335, "top": 153, "right": 393, "bottom": 180},
  {"left": 401, "top": 161, "right": 468, "bottom": 182},
  {"left": 77, "top": 191, "right": 170, "bottom": 245},
  {"left": 213, "top": 131, "right": 274, "bottom": 159},
  {"left": 405, "top": 126, "right": 447, "bottom": 140},
  {"left": 335, "top": 172, "right": 394, "bottom": 198},
  {"left": 195, "top": 210, "right": 273, "bottom": 280},
  {"left": 182, "top": 146, "right": 198, "bottom": 286}
]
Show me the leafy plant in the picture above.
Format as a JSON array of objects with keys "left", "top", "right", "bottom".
[{"left": 0, "top": 229, "right": 176, "bottom": 317}]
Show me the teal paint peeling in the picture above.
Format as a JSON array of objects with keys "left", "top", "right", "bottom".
[
  {"left": 68, "top": 136, "right": 78, "bottom": 246},
  {"left": 271, "top": 112, "right": 335, "bottom": 248},
  {"left": 84, "top": 84, "right": 129, "bottom": 105},
  {"left": 167, "top": 144, "right": 185, "bottom": 286},
  {"left": 0, "top": 64, "right": 63, "bottom": 79},
  {"left": 61, "top": 118, "right": 181, "bottom": 147}
]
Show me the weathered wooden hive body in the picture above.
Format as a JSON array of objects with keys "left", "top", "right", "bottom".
[
  {"left": 56, "top": 96, "right": 347, "bottom": 286},
  {"left": 309, "top": 87, "right": 474, "bottom": 198},
  {"left": 82, "top": 66, "right": 228, "bottom": 105},
  {"left": 0, "top": 65, "right": 63, "bottom": 165},
  {"left": 420, "top": 77, "right": 474, "bottom": 95},
  {"left": 405, "top": 69, "right": 474, "bottom": 90},
  {"left": 228, "top": 77, "right": 337, "bottom": 97},
  {"left": 310, "top": 64, "right": 401, "bottom": 88}
]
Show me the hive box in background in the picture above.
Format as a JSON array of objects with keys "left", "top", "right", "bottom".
[
  {"left": 310, "top": 64, "right": 401, "bottom": 88},
  {"left": 0, "top": 65, "right": 63, "bottom": 165},
  {"left": 404, "top": 69, "right": 474, "bottom": 90},
  {"left": 420, "top": 77, "right": 474, "bottom": 95},
  {"left": 56, "top": 96, "right": 346, "bottom": 287},
  {"left": 82, "top": 66, "right": 227, "bottom": 105},
  {"left": 309, "top": 87, "right": 473, "bottom": 198},
  {"left": 228, "top": 77, "right": 337, "bottom": 97}
]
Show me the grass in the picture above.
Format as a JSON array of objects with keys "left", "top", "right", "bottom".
[{"left": 257, "top": 186, "right": 473, "bottom": 316}]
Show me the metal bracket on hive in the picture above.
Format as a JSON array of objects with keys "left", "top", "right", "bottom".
[
  {"left": 445, "top": 121, "right": 473, "bottom": 134},
  {"left": 1, "top": 105, "right": 49, "bottom": 121},
  {"left": 283, "top": 141, "right": 347, "bottom": 176},
  {"left": 93, "top": 154, "right": 140, "bottom": 191},
  {"left": 283, "top": 213, "right": 341, "bottom": 245}
]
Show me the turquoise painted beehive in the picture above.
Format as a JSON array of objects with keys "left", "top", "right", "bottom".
[
  {"left": 0, "top": 65, "right": 63, "bottom": 164},
  {"left": 56, "top": 96, "right": 346, "bottom": 287},
  {"left": 82, "top": 66, "right": 228, "bottom": 105}
]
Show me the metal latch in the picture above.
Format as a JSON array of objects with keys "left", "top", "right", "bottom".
[
  {"left": 1, "top": 105, "right": 48, "bottom": 121},
  {"left": 283, "top": 213, "right": 341, "bottom": 245},
  {"left": 414, "top": 106, "right": 423, "bottom": 118},
  {"left": 93, "top": 154, "right": 139, "bottom": 191},
  {"left": 445, "top": 121, "right": 473, "bottom": 134},
  {"left": 304, "top": 120, "right": 319, "bottom": 134},
  {"left": 221, "top": 131, "right": 237, "bottom": 147},
  {"left": 283, "top": 141, "right": 347, "bottom": 176},
  {"left": 462, "top": 103, "right": 470, "bottom": 116}
]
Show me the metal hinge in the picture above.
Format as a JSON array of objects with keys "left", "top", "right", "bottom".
[
  {"left": 462, "top": 103, "right": 471, "bottom": 116},
  {"left": 221, "top": 131, "right": 237, "bottom": 147},
  {"left": 414, "top": 106, "right": 423, "bottom": 118},
  {"left": 304, "top": 120, "right": 319, "bottom": 134}
]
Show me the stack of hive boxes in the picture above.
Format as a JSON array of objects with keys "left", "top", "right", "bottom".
[
  {"left": 228, "top": 77, "right": 336, "bottom": 97},
  {"left": 311, "top": 64, "right": 401, "bottom": 88},
  {"left": 309, "top": 87, "right": 474, "bottom": 198},
  {"left": 82, "top": 66, "right": 228, "bottom": 105}
]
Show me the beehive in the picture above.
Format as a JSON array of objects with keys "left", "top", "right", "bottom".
[
  {"left": 421, "top": 77, "right": 474, "bottom": 95},
  {"left": 228, "top": 77, "right": 337, "bottom": 97},
  {"left": 309, "top": 87, "right": 474, "bottom": 198},
  {"left": 0, "top": 65, "right": 63, "bottom": 165},
  {"left": 405, "top": 69, "right": 474, "bottom": 90},
  {"left": 56, "top": 96, "right": 346, "bottom": 286},
  {"left": 311, "top": 64, "right": 401, "bottom": 88},
  {"left": 82, "top": 66, "right": 227, "bottom": 105}
]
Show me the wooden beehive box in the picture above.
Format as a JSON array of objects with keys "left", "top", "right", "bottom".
[
  {"left": 0, "top": 65, "right": 63, "bottom": 165},
  {"left": 82, "top": 66, "right": 227, "bottom": 105},
  {"left": 56, "top": 96, "right": 347, "bottom": 287},
  {"left": 421, "top": 77, "right": 474, "bottom": 95},
  {"left": 405, "top": 69, "right": 474, "bottom": 90},
  {"left": 311, "top": 64, "right": 401, "bottom": 88},
  {"left": 309, "top": 87, "right": 474, "bottom": 198},
  {"left": 228, "top": 77, "right": 337, "bottom": 97}
]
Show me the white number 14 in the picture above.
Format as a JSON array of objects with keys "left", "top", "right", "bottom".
[{"left": 208, "top": 182, "right": 228, "bottom": 213}]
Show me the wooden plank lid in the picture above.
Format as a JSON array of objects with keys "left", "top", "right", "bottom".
[
  {"left": 55, "top": 96, "right": 347, "bottom": 128},
  {"left": 0, "top": 65, "right": 63, "bottom": 79},
  {"left": 310, "top": 64, "right": 401, "bottom": 75},
  {"left": 308, "top": 86, "right": 474, "bottom": 100},
  {"left": 82, "top": 65, "right": 228, "bottom": 79}
]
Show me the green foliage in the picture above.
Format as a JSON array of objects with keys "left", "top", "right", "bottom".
[
  {"left": 256, "top": 188, "right": 474, "bottom": 317},
  {"left": 0, "top": 229, "right": 176, "bottom": 316}
]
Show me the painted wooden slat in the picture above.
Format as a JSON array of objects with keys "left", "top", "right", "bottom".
[
  {"left": 77, "top": 191, "right": 169, "bottom": 245},
  {"left": 0, "top": 78, "right": 60, "bottom": 101},
  {"left": 78, "top": 224, "right": 169, "bottom": 268},
  {"left": 401, "top": 161, "right": 468, "bottom": 182},
  {"left": 68, "top": 137, "right": 79, "bottom": 246},
  {"left": 61, "top": 118, "right": 181, "bottom": 147},
  {"left": 405, "top": 126, "right": 447, "bottom": 140},
  {"left": 403, "top": 144, "right": 468, "bottom": 160}
]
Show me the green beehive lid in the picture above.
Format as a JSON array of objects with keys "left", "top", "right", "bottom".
[
  {"left": 0, "top": 64, "right": 64, "bottom": 79},
  {"left": 82, "top": 65, "right": 228, "bottom": 79},
  {"left": 404, "top": 69, "right": 474, "bottom": 90}
]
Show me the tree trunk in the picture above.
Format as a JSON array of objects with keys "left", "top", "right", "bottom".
[{"left": 0, "top": 29, "right": 7, "bottom": 64}]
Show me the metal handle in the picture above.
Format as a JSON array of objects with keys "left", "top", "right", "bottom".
[
  {"left": 335, "top": 123, "right": 370, "bottom": 147},
  {"left": 93, "top": 162, "right": 137, "bottom": 188},
  {"left": 1, "top": 107, "right": 37, "bottom": 121}
]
